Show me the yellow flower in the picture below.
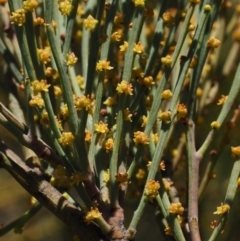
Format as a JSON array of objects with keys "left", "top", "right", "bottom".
[
  {"left": 177, "top": 104, "right": 188, "bottom": 120},
  {"left": 103, "top": 96, "right": 117, "bottom": 107},
  {"left": 217, "top": 95, "right": 228, "bottom": 105},
  {"left": 60, "top": 104, "right": 69, "bottom": 119},
  {"left": 111, "top": 31, "right": 122, "bottom": 42},
  {"left": 40, "top": 111, "right": 49, "bottom": 126},
  {"left": 132, "top": 0, "right": 145, "bottom": 7},
  {"left": 169, "top": 202, "right": 184, "bottom": 215},
  {"left": 124, "top": 108, "right": 132, "bottom": 122},
  {"left": 10, "top": 9, "right": 26, "bottom": 26},
  {"left": 161, "top": 89, "right": 173, "bottom": 99},
  {"left": 190, "top": 56, "right": 198, "bottom": 68},
  {"left": 74, "top": 95, "right": 91, "bottom": 111},
  {"left": 231, "top": 146, "right": 240, "bottom": 157},
  {"left": 94, "top": 121, "right": 109, "bottom": 134},
  {"left": 152, "top": 133, "right": 158, "bottom": 144},
  {"left": 58, "top": 0, "right": 73, "bottom": 16},
  {"left": 141, "top": 115, "right": 148, "bottom": 127},
  {"left": 135, "top": 168, "right": 146, "bottom": 180},
  {"left": 162, "top": 178, "right": 173, "bottom": 191},
  {"left": 207, "top": 36, "right": 221, "bottom": 48},
  {"left": 96, "top": 60, "right": 113, "bottom": 72},
  {"left": 85, "top": 130, "right": 92, "bottom": 142},
  {"left": 133, "top": 42, "right": 145, "bottom": 54},
  {"left": 210, "top": 121, "right": 220, "bottom": 129},
  {"left": 103, "top": 169, "right": 110, "bottom": 182},
  {"left": 58, "top": 132, "right": 75, "bottom": 147},
  {"left": 115, "top": 172, "right": 128, "bottom": 184},
  {"left": 50, "top": 165, "right": 71, "bottom": 188},
  {"left": 29, "top": 95, "right": 44, "bottom": 108},
  {"left": 23, "top": 0, "right": 38, "bottom": 12},
  {"left": 133, "top": 131, "right": 149, "bottom": 145},
  {"left": 162, "top": 11, "right": 174, "bottom": 26},
  {"left": 145, "top": 180, "right": 160, "bottom": 201},
  {"left": 83, "top": 15, "right": 98, "bottom": 31},
  {"left": 158, "top": 111, "right": 172, "bottom": 123},
  {"left": 147, "top": 161, "right": 165, "bottom": 171},
  {"left": 116, "top": 80, "right": 133, "bottom": 95},
  {"left": 161, "top": 55, "right": 172, "bottom": 66},
  {"left": 196, "top": 87, "right": 203, "bottom": 98},
  {"left": 119, "top": 41, "right": 128, "bottom": 52},
  {"left": 54, "top": 86, "right": 62, "bottom": 96},
  {"left": 103, "top": 138, "right": 114, "bottom": 152},
  {"left": 45, "top": 67, "right": 56, "bottom": 77},
  {"left": 76, "top": 75, "right": 85, "bottom": 90},
  {"left": 33, "top": 17, "right": 44, "bottom": 26},
  {"left": 165, "top": 226, "right": 173, "bottom": 236},
  {"left": 38, "top": 47, "right": 51, "bottom": 64},
  {"left": 114, "top": 12, "right": 124, "bottom": 25},
  {"left": 66, "top": 52, "right": 78, "bottom": 66},
  {"left": 31, "top": 79, "right": 50, "bottom": 93},
  {"left": 138, "top": 76, "right": 155, "bottom": 88},
  {"left": 84, "top": 208, "right": 102, "bottom": 224},
  {"left": 213, "top": 203, "right": 230, "bottom": 215}
]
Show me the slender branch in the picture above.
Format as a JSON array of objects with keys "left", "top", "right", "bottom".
[
  {"left": 186, "top": 121, "right": 201, "bottom": 241},
  {"left": 0, "top": 141, "right": 110, "bottom": 241}
]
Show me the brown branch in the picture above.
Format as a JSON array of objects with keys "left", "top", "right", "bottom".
[
  {"left": 186, "top": 121, "right": 201, "bottom": 241},
  {"left": 0, "top": 140, "right": 107, "bottom": 241}
]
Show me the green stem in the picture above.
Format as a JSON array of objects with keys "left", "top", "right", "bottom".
[
  {"left": 110, "top": 7, "right": 145, "bottom": 208},
  {"left": 45, "top": 0, "right": 79, "bottom": 136},
  {"left": 208, "top": 160, "right": 240, "bottom": 241},
  {"left": 198, "top": 60, "right": 240, "bottom": 157}
]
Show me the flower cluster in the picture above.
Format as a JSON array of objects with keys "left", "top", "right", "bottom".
[
  {"left": 213, "top": 203, "right": 230, "bottom": 215},
  {"left": 161, "top": 89, "right": 173, "bottom": 99},
  {"left": 207, "top": 36, "right": 221, "bottom": 48},
  {"left": 10, "top": 9, "right": 26, "bottom": 26},
  {"left": 133, "top": 42, "right": 145, "bottom": 54},
  {"left": 133, "top": 131, "right": 149, "bottom": 145},
  {"left": 210, "top": 121, "right": 220, "bottom": 129},
  {"left": 58, "top": 0, "right": 73, "bottom": 16},
  {"left": 96, "top": 60, "right": 113, "bottom": 72},
  {"left": 119, "top": 41, "right": 128, "bottom": 52},
  {"left": 177, "top": 104, "right": 188, "bottom": 120},
  {"left": 29, "top": 95, "right": 44, "bottom": 108},
  {"left": 161, "top": 55, "right": 172, "bottom": 66},
  {"left": 83, "top": 15, "right": 98, "bottom": 31},
  {"left": 84, "top": 208, "right": 102, "bottom": 224},
  {"left": 85, "top": 130, "right": 92, "bottom": 142},
  {"left": 158, "top": 111, "right": 172, "bottom": 123},
  {"left": 74, "top": 95, "right": 92, "bottom": 111},
  {"left": 145, "top": 180, "right": 160, "bottom": 201},
  {"left": 94, "top": 121, "right": 109, "bottom": 134},
  {"left": 103, "top": 138, "right": 114, "bottom": 152},
  {"left": 50, "top": 165, "right": 71, "bottom": 189},
  {"left": 116, "top": 80, "right": 133, "bottom": 95},
  {"left": 115, "top": 172, "right": 128, "bottom": 185},
  {"left": 103, "top": 96, "right": 117, "bottom": 107},
  {"left": 58, "top": 132, "right": 75, "bottom": 147},
  {"left": 31, "top": 79, "right": 50, "bottom": 93},
  {"left": 132, "top": 0, "right": 145, "bottom": 7},
  {"left": 231, "top": 146, "right": 240, "bottom": 157},
  {"left": 66, "top": 52, "right": 78, "bottom": 66},
  {"left": 38, "top": 47, "right": 51, "bottom": 64},
  {"left": 23, "top": 0, "right": 38, "bottom": 12},
  {"left": 169, "top": 202, "right": 184, "bottom": 215}
]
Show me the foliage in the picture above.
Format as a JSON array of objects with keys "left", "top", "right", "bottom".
[{"left": 0, "top": 0, "right": 240, "bottom": 241}]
